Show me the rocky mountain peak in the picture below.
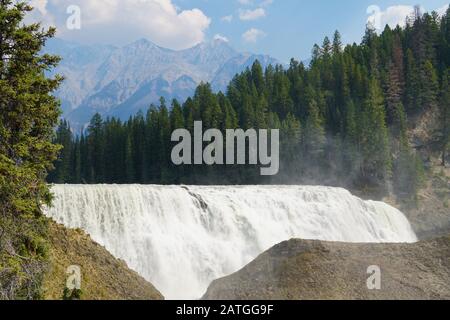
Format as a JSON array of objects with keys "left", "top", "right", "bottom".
[{"left": 46, "top": 38, "right": 278, "bottom": 129}]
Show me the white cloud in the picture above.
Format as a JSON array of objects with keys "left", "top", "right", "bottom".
[
  {"left": 238, "top": 0, "right": 253, "bottom": 5},
  {"left": 242, "top": 28, "right": 266, "bottom": 43},
  {"left": 367, "top": 5, "right": 415, "bottom": 30},
  {"left": 24, "top": 0, "right": 56, "bottom": 29},
  {"left": 260, "top": 0, "right": 273, "bottom": 7},
  {"left": 213, "top": 34, "right": 229, "bottom": 42},
  {"left": 437, "top": 4, "right": 449, "bottom": 16},
  {"left": 367, "top": 4, "right": 449, "bottom": 30},
  {"left": 26, "top": 0, "right": 211, "bottom": 50},
  {"left": 29, "top": 0, "right": 48, "bottom": 14},
  {"left": 221, "top": 15, "right": 233, "bottom": 22},
  {"left": 238, "top": 0, "right": 273, "bottom": 7},
  {"left": 239, "top": 8, "right": 266, "bottom": 21},
  {"left": 366, "top": 4, "right": 448, "bottom": 30}
]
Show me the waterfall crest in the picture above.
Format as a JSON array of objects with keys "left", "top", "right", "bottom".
[{"left": 45, "top": 185, "right": 417, "bottom": 299}]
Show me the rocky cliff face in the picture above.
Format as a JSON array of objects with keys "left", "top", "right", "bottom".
[
  {"left": 203, "top": 237, "right": 450, "bottom": 300},
  {"left": 42, "top": 221, "right": 163, "bottom": 300}
]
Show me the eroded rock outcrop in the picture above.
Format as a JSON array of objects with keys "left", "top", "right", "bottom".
[{"left": 203, "top": 237, "right": 450, "bottom": 300}]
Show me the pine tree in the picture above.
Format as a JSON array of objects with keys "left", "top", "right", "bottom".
[
  {"left": 51, "top": 120, "right": 73, "bottom": 183},
  {"left": 124, "top": 134, "right": 135, "bottom": 182},
  {"left": 322, "top": 36, "right": 332, "bottom": 59},
  {"left": 439, "top": 7, "right": 450, "bottom": 69},
  {"left": 272, "top": 67, "right": 293, "bottom": 119},
  {"left": 182, "top": 98, "right": 196, "bottom": 133},
  {"left": 87, "top": 113, "right": 104, "bottom": 183},
  {"left": 131, "top": 111, "right": 146, "bottom": 182},
  {"left": 281, "top": 113, "right": 301, "bottom": 171},
  {"left": 385, "top": 35, "right": 405, "bottom": 123},
  {"left": 79, "top": 133, "right": 88, "bottom": 183},
  {"left": 410, "top": 6, "right": 427, "bottom": 64},
  {"left": 73, "top": 135, "right": 81, "bottom": 183},
  {"left": 0, "top": 0, "right": 62, "bottom": 214},
  {"left": 146, "top": 108, "right": 160, "bottom": 181},
  {"left": 303, "top": 98, "right": 325, "bottom": 158},
  {"left": 421, "top": 60, "right": 439, "bottom": 109},
  {"left": 438, "top": 69, "right": 450, "bottom": 165},
  {"left": 359, "top": 78, "right": 391, "bottom": 188},
  {"left": 158, "top": 102, "right": 171, "bottom": 183},
  {"left": 311, "top": 44, "right": 322, "bottom": 65},
  {"left": 392, "top": 102, "right": 408, "bottom": 145},
  {"left": 251, "top": 60, "right": 265, "bottom": 95},
  {"left": 405, "top": 49, "right": 420, "bottom": 113},
  {"left": 194, "top": 83, "right": 217, "bottom": 129},
  {"left": 254, "top": 95, "right": 268, "bottom": 129},
  {"left": 218, "top": 93, "right": 238, "bottom": 131},
  {"left": 0, "top": 0, "right": 62, "bottom": 299},
  {"left": 333, "top": 30, "right": 342, "bottom": 55},
  {"left": 392, "top": 102, "right": 423, "bottom": 200},
  {"left": 342, "top": 99, "right": 361, "bottom": 177},
  {"left": 241, "top": 94, "right": 255, "bottom": 129},
  {"left": 170, "top": 99, "right": 185, "bottom": 130},
  {"left": 363, "top": 23, "right": 377, "bottom": 48}
]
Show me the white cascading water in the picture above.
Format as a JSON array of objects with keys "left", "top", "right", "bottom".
[{"left": 45, "top": 184, "right": 417, "bottom": 299}]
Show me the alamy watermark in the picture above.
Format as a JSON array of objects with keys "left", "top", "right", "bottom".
[
  {"left": 171, "top": 121, "right": 280, "bottom": 176},
  {"left": 66, "top": 265, "right": 81, "bottom": 290},
  {"left": 66, "top": 5, "right": 81, "bottom": 30},
  {"left": 64, "top": 265, "right": 82, "bottom": 299},
  {"left": 366, "top": 265, "right": 381, "bottom": 290}
]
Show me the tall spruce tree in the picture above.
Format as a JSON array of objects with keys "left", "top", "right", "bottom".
[
  {"left": 86, "top": 113, "right": 104, "bottom": 183},
  {"left": 50, "top": 120, "right": 73, "bottom": 183},
  {"left": 0, "top": 0, "right": 62, "bottom": 299},
  {"left": 360, "top": 78, "right": 391, "bottom": 188},
  {"left": 0, "top": 0, "right": 62, "bottom": 214}
]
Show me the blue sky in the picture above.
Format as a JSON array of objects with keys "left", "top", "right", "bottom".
[
  {"left": 29, "top": 0, "right": 449, "bottom": 63},
  {"left": 182, "top": 0, "right": 449, "bottom": 62}
]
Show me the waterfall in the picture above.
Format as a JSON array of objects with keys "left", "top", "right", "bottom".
[{"left": 45, "top": 184, "right": 417, "bottom": 299}]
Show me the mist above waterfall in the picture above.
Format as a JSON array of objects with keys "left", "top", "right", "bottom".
[{"left": 45, "top": 185, "right": 417, "bottom": 299}]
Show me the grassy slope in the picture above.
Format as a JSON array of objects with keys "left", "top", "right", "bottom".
[{"left": 42, "top": 220, "right": 163, "bottom": 300}]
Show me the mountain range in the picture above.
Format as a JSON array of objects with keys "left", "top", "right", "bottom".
[{"left": 44, "top": 38, "right": 279, "bottom": 129}]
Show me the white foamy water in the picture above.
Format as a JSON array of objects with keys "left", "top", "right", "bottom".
[{"left": 45, "top": 185, "right": 417, "bottom": 299}]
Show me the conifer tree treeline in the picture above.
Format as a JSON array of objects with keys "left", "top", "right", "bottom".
[{"left": 49, "top": 7, "right": 450, "bottom": 199}]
